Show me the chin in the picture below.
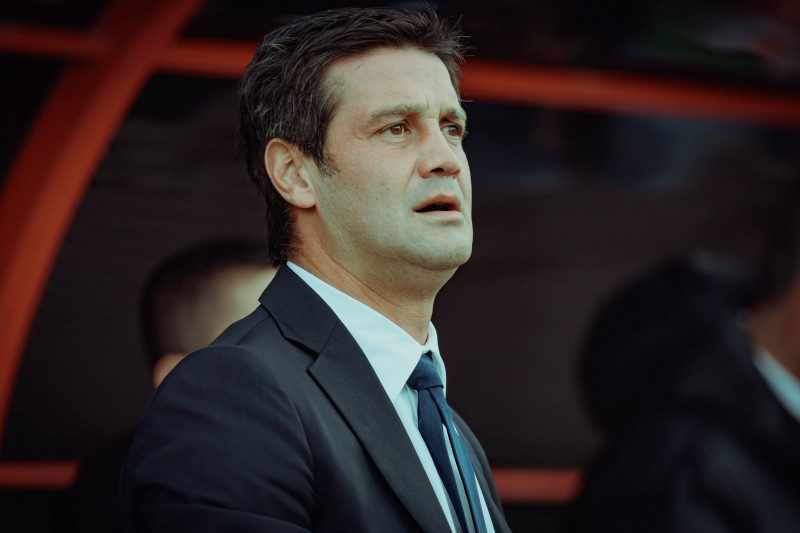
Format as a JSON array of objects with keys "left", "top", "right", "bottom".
[{"left": 421, "top": 246, "right": 472, "bottom": 271}]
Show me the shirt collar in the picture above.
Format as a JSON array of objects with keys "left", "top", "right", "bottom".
[
  {"left": 286, "top": 262, "right": 447, "bottom": 402},
  {"left": 754, "top": 346, "right": 800, "bottom": 423}
]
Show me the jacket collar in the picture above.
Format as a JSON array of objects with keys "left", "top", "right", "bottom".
[{"left": 259, "top": 266, "right": 452, "bottom": 532}]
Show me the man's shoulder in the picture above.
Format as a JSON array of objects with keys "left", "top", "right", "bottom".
[
  {"left": 212, "top": 304, "right": 279, "bottom": 349},
  {"left": 161, "top": 302, "right": 315, "bottom": 394}
]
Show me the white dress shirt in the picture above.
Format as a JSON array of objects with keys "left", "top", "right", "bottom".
[{"left": 287, "top": 262, "right": 494, "bottom": 533}]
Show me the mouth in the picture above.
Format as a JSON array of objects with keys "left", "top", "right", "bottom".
[{"left": 413, "top": 195, "right": 460, "bottom": 214}]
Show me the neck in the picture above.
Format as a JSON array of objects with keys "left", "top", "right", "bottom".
[{"left": 291, "top": 254, "right": 450, "bottom": 344}]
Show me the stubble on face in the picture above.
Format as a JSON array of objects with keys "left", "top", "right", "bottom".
[{"left": 307, "top": 47, "right": 473, "bottom": 285}]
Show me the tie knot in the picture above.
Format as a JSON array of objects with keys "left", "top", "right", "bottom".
[{"left": 407, "top": 353, "right": 443, "bottom": 391}]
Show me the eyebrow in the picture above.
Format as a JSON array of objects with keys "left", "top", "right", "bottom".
[{"left": 363, "top": 102, "right": 467, "bottom": 131}]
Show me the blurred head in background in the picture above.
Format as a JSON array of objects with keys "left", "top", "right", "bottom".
[
  {"left": 578, "top": 250, "right": 755, "bottom": 434},
  {"left": 140, "top": 239, "right": 277, "bottom": 387}
]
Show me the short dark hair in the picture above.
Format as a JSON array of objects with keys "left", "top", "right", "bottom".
[
  {"left": 579, "top": 252, "right": 753, "bottom": 433},
  {"left": 139, "top": 239, "right": 271, "bottom": 371},
  {"left": 238, "top": 6, "right": 467, "bottom": 265}
]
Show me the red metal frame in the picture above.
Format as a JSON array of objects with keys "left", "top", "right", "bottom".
[
  {"left": 160, "top": 39, "right": 256, "bottom": 78},
  {"left": 0, "top": 0, "right": 204, "bottom": 490},
  {"left": 0, "top": 461, "right": 79, "bottom": 489},
  {"left": 462, "top": 60, "right": 800, "bottom": 127},
  {"left": 0, "top": 3, "right": 798, "bottom": 502},
  {"left": 4, "top": 23, "right": 800, "bottom": 125},
  {"left": 0, "top": 24, "right": 103, "bottom": 57},
  {"left": 492, "top": 467, "right": 582, "bottom": 504},
  {"left": 0, "top": 461, "right": 580, "bottom": 505}
]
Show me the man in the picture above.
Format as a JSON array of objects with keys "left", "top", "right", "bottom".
[
  {"left": 54, "top": 239, "right": 276, "bottom": 532},
  {"left": 567, "top": 209, "right": 800, "bottom": 532},
  {"left": 121, "top": 7, "right": 510, "bottom": 533}
]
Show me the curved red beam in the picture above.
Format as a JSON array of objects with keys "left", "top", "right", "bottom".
[
  {"left": 0, "top": 0, "right": 205, "bottom": 449},
  {"left": 0, "top": 459, "right": 581, "bottom": 504}
]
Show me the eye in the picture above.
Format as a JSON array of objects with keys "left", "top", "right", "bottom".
[
  {"left": 385, "top": 123, "right": 408, "bottom": 136},
  {"left": 443, "top": 123, "right": 465, "bottom": 139}
]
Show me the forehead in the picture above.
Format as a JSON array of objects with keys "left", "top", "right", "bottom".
[{"left": 324, "top": 47, "right": 462, "bottom": 121}]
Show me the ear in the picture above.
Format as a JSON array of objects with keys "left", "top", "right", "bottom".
[{"left": 264, "top": 138, "right": 316, "bottom": 208}]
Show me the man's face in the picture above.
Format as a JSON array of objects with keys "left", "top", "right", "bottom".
[{"left": 307, "top": 47, "right": 472, "bottom": 280}]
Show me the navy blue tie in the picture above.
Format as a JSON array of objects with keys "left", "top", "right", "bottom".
[{"left": 408, "top": 353, "right": 488, "bottom": 533}]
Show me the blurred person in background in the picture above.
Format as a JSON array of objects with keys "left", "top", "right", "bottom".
[
  {"left": 53, "top": 238, "right": 276, "bottom": 532},
  {"left": 138, "top": 239, "right": 277, "bottom": 389},
  {"left": 565, "top": 206, "right": 800, "bottom": 532}
]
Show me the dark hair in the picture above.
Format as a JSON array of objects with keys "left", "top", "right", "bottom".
[
  {"left": 238, "top": 6, "right": 467, "bottom": 265},
  {"left": 579, "top": 252, "right": 754, "bottom": 433},
  {"left": 752, "top": 200, "right": 800, "bottom": 305},
  {"left": 139, "top": 239, "right": 271, "bottom": 371}
]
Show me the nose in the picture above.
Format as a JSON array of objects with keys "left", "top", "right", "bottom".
[{"left": 417, "top": 125, "right": 461, "bottom": 179}]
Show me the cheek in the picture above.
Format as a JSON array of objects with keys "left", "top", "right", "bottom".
[
  {"left": 459, "top": 160, "right": 472, "bottom": 203},
  {"left": 330, "top": 139, "right": 417, "bottom": 208},
  {"left": 350, "top": 152, "right": 408, "bottom": 195}
]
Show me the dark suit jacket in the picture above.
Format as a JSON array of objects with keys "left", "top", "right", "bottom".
[{"left": 120, "top": 266, "right": 510, "bottom": 532}]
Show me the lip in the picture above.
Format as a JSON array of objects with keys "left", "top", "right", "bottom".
[{"left": 412, "top": 193, "right": 461, "bottom": 213}]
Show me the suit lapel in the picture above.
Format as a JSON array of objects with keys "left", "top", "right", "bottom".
[{"left": 261, "top": 267, "right": 451, "bottom": 533}]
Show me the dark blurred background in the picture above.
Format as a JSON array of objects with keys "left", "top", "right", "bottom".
[{"left": 1, "top": 0, "right": 799, "bottom": 531}]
